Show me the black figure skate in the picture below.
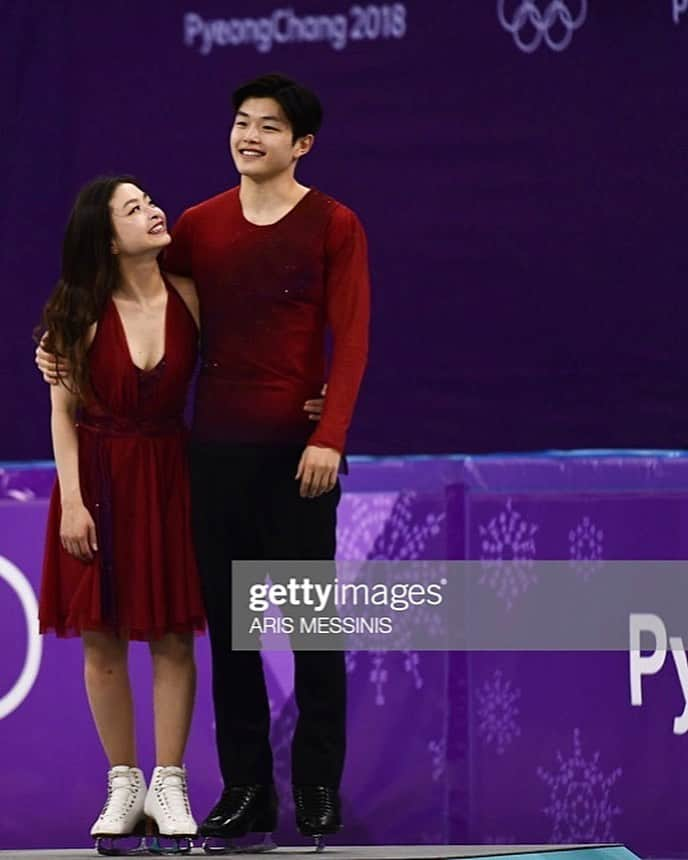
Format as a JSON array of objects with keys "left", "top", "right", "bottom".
[
  {"left": 293, "top": 785, "right": 342, "bottom": 852},
  {"left": 199, "top": 784, "right": 278, "bottom": 855}
]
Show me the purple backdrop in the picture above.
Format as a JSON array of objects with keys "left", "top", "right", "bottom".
[
  {"left": 2, "top": 2, "right": 688, "bottom": 460},
  {"left": 3, "top": 454, "right": 688, "bottom": 855}
]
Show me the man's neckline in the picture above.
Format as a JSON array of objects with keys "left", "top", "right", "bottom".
[{"left": 237, "top": 186, "right": 314, "bottom": 227}]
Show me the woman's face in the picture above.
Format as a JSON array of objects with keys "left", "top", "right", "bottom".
[{"left": 109, "top": 182, "right": 170, "bottom": 258}]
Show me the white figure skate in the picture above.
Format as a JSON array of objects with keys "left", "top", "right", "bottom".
[
  {"left": 91, "top": 765, "right": 147, "bottom": 856},
  {"left": 144, "top": 765, "right": 197, "bottom": 855}
]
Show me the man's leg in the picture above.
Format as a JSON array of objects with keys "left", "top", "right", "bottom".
[
  {"left": 260, "top": 453, "right": 346, "bottom": 789},
  {"left": 190, "top": 444, "right": 274, "bottom": 787}
]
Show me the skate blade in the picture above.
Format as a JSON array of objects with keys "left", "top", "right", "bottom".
[
  {"left": 202, "top": 833, "right": 277, "bottom": 855},
  {"left": 94, "top": 834, "right": 148, "bottom": 856},
  {"left": 147, "top": 833, "right": 195, "bottom": 855},
  {"left": 305, "top": 827, "right": 342, "bottom": 853}
]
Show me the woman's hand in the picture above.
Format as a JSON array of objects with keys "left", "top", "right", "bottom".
[
  {"left": 303, "top": 383, "right": 327, "bottom": 421},
  {"left": 60, "top": 501, "right": 98, "bottom": 562}
]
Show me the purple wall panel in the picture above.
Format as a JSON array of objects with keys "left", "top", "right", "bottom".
[
  {"left": 3, "top": 455, "right": 688, "bottom": 854},
  {"left": 2, "top": 3, "right": 688, "bottom": 458}
]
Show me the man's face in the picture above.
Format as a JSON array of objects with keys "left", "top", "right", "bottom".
[{"left": 229, "top": 97, "right": 312, "bottom": 180}]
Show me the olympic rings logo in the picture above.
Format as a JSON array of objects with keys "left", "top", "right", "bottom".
[
  {"left": 0, "top": 556, "right": 42, "bottom": 720},
  {"left": 497, "top": 0, "right": 587, "bottom": 53}
]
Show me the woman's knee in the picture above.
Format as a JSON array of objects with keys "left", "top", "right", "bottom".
[{"left": 150, "top": 633, "right": 195, "bottom": 667}]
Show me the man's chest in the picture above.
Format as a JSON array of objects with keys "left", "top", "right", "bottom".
[{"left": 192, "top": 227, "right": 326, "bottom": 308}]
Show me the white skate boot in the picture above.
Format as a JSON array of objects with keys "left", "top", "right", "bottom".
[
  {"left": 144, "top": 765, "right": 197, "bottom": 853},
  {"left": 90, "top": 765, "right": 147, "bottom": 855}
]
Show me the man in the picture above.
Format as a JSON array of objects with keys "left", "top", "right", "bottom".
[
  {"left": 37, "top": 73, "right": 370, "bottom": 848},
  {"left": 165, "top": 71, "right": 371, "bottom": 849},
  {"left": 168, "top": 72, "right": 369, "bottom": 847}
]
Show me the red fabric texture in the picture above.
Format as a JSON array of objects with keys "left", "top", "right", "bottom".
[
  {"left": 39, "top": 282, "right": 206, "bottom": 640},
  {"left": 163, "top": 186, "right": 370, "bottom": 454}
]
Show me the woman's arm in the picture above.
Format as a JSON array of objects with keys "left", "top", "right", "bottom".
[
  {"left": 50, "top": 325, "right": 98, "bottom": 562},
  {"left": 50, "top": 381, "right": 97, "bottom": 563}
]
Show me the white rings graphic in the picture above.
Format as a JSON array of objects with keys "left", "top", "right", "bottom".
[
  {"left": 498, "top": 0, "right": 587, "bottom": 53},
  {"left": 0, "top": 555, "right": 42, "bottom": 719}
]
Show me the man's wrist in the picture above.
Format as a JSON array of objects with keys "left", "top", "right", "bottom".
[{"left": 307, "top": 440, "right": 343, "bottom": 455}]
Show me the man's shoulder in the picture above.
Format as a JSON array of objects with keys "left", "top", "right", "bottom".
[
  {"left": 179, "top": 186, "right": 240, "bottom": 222},
  {"left": 309, "top": 189, "right": 362, "bottom": 229}
]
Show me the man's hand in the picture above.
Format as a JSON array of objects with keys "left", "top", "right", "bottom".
[
  {"left": 60, "top": 501, "right": 98, "bottom": 563},
  {"left": 295, "top": 444, "right": 340, "bottom": 498},
  {"left": 303, "top": 383, "right": 327, "bottom": 422},
  {"left": 35, "top": 336, "right": 69, "bottom": 385}
]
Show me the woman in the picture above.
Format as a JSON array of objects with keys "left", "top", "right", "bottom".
[{"left": 37, "top": 175, "right": 324, "bottom": 853}]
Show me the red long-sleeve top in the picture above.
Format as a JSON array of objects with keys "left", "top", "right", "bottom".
[{"left": 164, "top": 186, "right": 370, "bottom": 453}]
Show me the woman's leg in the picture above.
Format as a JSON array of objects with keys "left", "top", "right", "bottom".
[
  {"left": 82, "top": 631, "right": 135, "bottom": 765},
  {"left": 149, "top": 633, "right": 196, "bottom": 765}
]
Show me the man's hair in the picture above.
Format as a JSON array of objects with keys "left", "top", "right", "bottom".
[{"left": 232, "top": 74, "right": 323, "bottom": 141}]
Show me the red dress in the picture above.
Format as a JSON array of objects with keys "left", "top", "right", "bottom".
[{"left": 39, "top": 282, "right": 206, "bottom": 640}]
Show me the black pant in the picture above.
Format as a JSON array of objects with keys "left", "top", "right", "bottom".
[{"left": 190, "top": 443, "right": 346, "bottom": 789}]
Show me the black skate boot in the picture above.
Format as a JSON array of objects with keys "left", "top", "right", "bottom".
[
  {"left": 293, "top": 785, "right": 342, "bottom": 852},
  {"left": 200, "top": 784, "right": 277, "bottom": 855}
]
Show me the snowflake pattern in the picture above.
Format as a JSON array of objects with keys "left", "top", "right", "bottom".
[
  {"left": 366, "top": 498, "right": 445, "bottom": 562},
  {"left": 537, "top": 728, "right": 622, "bottom": 842},
  {"left": 0, "top": 468, "right": 37, "bottom": 502},
  {"left": 345, "top": 650, "right": 357, "bottom": 675},
  {"left": 269, "top": 696, "right": 298, "bottom": 820},
  {"left": 336, "top": 493, "right": 399, "bottom": 560},
  {"left": 569, "top": 516, "right": 604, "bottom": 580},
  {"left": 341, "top": 492, "right": 446, "bottom": 704},
  {"left": 369, "top": 651, "right": 389, "bottom": 706},
  {"left": 475, "top": 669, "right": 521, "bottom": 755},
  {"left": 427, "top": 737, "right": 446, "bottom": 783},
  {"left": 404, "top": 650, "right": 423, "bottom": 690},
  {"left": 478, "top": 498, "right": 539, "bottom": 610}
]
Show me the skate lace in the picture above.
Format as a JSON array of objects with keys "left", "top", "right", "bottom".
[
  {"left": 98, "top": 771, "right": 141, "bottom": 822},
  {"left": 296, "top": 785, "right": 337, "bottom": 814},
  {"left": 155, "top": 768, "right": 191, "bottom": 821}
]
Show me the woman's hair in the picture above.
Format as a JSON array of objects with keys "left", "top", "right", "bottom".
[{"left": 36, "top": 175, "right": 136, "bottom": 397}]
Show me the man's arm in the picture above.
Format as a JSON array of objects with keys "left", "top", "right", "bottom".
[
  {"left": 35, "top": 317, "right": 99, "bottom": 383},
  {"left": 297, "top": 205, "right": 370, "bottom": 497},
  {"left": 161, "top": 208, "right": 195, "bottom": 278},
  {"left": 36, "top": 336, "right": 68, "bottom": 384}
]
